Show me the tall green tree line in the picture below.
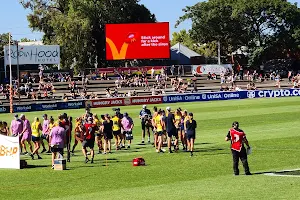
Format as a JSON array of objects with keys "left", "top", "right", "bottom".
[
  {"left": 20, "top": 0, "right": 156, "bottom": 72},
  {"left": 176, "top": 0, "right": 300, "bottom": 66}
]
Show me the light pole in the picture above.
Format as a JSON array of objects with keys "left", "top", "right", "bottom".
[
  {"left": 8, "top": 33, "right": 13, "bottom": 113},
  {"left": 15, "top": 41, "right": 20, "bottom": 104}
]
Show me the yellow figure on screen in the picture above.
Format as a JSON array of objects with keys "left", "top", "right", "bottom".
[{"left": 106, "top": 33, "right": 138, "bottom": 60}]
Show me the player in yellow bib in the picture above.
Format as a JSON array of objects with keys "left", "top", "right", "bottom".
[
  {"left": 31, "top": 117, "right": 43, "bottom": 159},
  {"left": 154, "top": 110, "right": 165, "bottom": 153},
  {"left": 112, "top": 112, "right": 122, "bottom": 150},
  {"left": 94, "top": 115, "right": 104, "bottom": 154}
]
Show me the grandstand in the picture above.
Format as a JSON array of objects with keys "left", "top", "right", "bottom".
[{"left": 0, "top": 72, "right": 291, "bottom": 106}]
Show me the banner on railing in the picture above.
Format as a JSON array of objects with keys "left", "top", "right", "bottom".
[
  {"left": 0, "top": 106, "right": 10, "bottom": 113},
  {"left": 191, "top": 64, "right": 232, "bottom": 75},
  {"left": 87, "top": 98, "right": 125, "bottom": 108},
  {"left": 6, "top": 89, "right": 300, "bottom": 113}
]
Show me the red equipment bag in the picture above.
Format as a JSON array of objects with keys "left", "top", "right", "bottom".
[{"left": 132, "top": 157, "right": 145, "bottom": 166}]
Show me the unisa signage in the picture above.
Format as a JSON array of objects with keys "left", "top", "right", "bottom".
[{"left": 163, "top": 91, "right": 245, "bottom": 103}]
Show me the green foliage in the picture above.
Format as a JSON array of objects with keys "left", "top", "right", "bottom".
[
  {"left": 20, "top": 38, "right": 34, "bottom": 42},
  {"left": 0, "top": 33, "right": 10, "bottom": 58},
  {"left": 20, "top": 0, "right": 156, "bottom": 73},
  {"left": 171, "top": 30, "right": 217, "bottom": 57},
  {"left": 178, "top": 0, "right": 300, "bottom": 66}
]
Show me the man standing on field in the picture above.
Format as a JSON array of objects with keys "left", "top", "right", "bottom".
[{"left": 225, "top": 121, "right": 251, "bottom": 176}]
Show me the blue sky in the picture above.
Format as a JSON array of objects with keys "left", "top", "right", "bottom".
[{"left": 0, "top": 0, "right": 299, "bottom": 40}]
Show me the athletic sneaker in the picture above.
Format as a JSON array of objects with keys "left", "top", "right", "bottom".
[
  {"left": 97, "top": 150, "right": 102, "bottom": 154},
  {"left": 169, "top": 149, "right": 173, "bottom": 154},
  {"left": 87, "top": 152, "right": 91, "bottom": 155},
  {"left": 37, "top": 155, "right": 42, "bottom": 159},
  {"left": 102, "top": 152, "right": 107, "bottom": 155},
  {"left": 51, "top": 165, "right": 54, "bottom": 169},
  {"left": 85, "top": 157, "right": 89, "bottom": 163},
  {"left": 24, "top": 152, "right": 29, "bottom": 156},
  {"left": 41, "top": 149, "right": 47, "bottom": 153},
  {"left": 91, "top": 159, "right": 94, "bottom": 164},
  {"left": 127, "top": 146, "right": 130, "bottom": 149},
  {"left": 46, "top": 150, "right": 51, "bottom": 154},
  {"left": 30, "top": 154, "right": 34, "bottom": 160},
  {"left": 190, "top": 152, "right": 193, "bottom": 157},
  {"left": 67, "top": 158, "right": 70, "bottom": 162},
  {"left": 161, "top": 149, "right": 166, "bottom": 152},
  {"left": 141, "top": 141, "right": 145, "bottom": 144},
  {"left": 245, "top": 172, "right": 252, "bottom": 176}
]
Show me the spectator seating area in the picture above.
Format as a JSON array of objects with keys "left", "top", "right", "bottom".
[{"left": 0, "top": 74, "right": 292, "bottom": 106}]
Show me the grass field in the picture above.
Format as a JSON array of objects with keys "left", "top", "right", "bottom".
[{"left": 0, "top": 97, "right": 300, "bottom": 200}]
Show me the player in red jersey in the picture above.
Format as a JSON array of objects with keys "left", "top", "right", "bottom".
[
  {"left": 225, "top": 121, "right": 251, "bottom": 176},
  {"left": 82, "top": 117, "right": 97, "bottom": 163}
]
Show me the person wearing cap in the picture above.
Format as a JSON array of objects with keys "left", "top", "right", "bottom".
[
  {"left": 20, "top": 114, "right": 34, "bottom": 158},
  {"left": 31, "top": 117, "right": 43, "bottom": 159},
  {"left": 41, "top": 114, "right": 50, "bottom": 153},
  {"left": 225, "top": 121, "right": 251, "bottom": 175},
  {"left": 112, "top": 111, "right": 122, "bottom": 150},
  {"left": 185, "top": 113, "right": 197, "bottom": 156},
  {"left": 82, "top": 117, "right": 97, "bottom": 163},
  {"left": 166, "top": 107, "right": 178, "bottom": 153},
  {"left": 49, "top": 122, "right": 66, "bottom": 169},
  {"left": 101, "top": 114, "right": 113, "bottom": 154},
  {"left": 121, "top": 112, "right": 134, "bottom": 149},
  {"left": 139, "top": 105, "right": 152, "bottom": 144}
]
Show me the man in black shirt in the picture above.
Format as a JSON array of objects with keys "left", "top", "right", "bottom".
[
  {"left": 139, "top": 105, "right": 152, "bottom": 144},
  {"left": 166, "top": 107, "right": 178, "bottom": 153},
  {"left": 185, "top": 113, "right": 197, "bottom": 156}
]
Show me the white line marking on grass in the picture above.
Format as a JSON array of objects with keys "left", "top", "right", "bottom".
[{"left": 264, "top": 168, "right": 300, "bottom": 177}]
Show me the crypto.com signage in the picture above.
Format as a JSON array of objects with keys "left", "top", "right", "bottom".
[
  {"left": 105, "top": 22, "right": 170, "bottom": 60},
  {"left": 4, "top": 45, "right": 60, "bottom": 65}
]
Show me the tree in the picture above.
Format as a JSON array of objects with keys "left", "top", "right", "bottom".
[
  {"left": 0, "top": 33, "right": 10, "bottom": 58},
  {"left": 177, "top": 0, "right": 300, "bottom": 67},
  {"left": 171, "top": 30, "right": 217, "bottom": 57},
  {"left": 20, "top": 38, "right": 34, "bottom": 42},
  {"left": 20, "top": 0, "right": 156, "bottom": 72}
]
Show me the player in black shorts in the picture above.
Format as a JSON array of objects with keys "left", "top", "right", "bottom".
[
  {"left": 101, "top": 114, "right": 113, "bottom": 154},
  {"left": 139, "top": 105, "right": 152, "bottom": 144},
  {"left": 166, "top": 107, "right": 178, "bottom": 153},
  {"left": 185, "top": 113, "right": 197, "bottom": 156}
]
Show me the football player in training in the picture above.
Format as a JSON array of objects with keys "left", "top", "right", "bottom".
[
  {"left": 225, "top": 121, "right": 251, "bottom": 176},
  {"left": 93, "top": 114, "right": 103, "bottom": 154},
  {"left": 112, "top": 111, "right": 122, "bottom": 150},
  {"left": 166, "top": 107, "right": 178, "bottom": 153},
  {"left": 82, "top": 117, "right": 97, "bottom": 163},
  {"left": 71, "top": 117, "right": 84, "bottom": 154},
  {"left": 139, "top": 105, "right": 152, "bottom": 144},
  {"left": 185, "top": 113, "right": 197, "bottom": 156},
  {"left": 153, "top": 110, "right": 165, "bottom": 153},
  {"left": 121, "top": 112, "right": 134, "bottom": 149}
]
